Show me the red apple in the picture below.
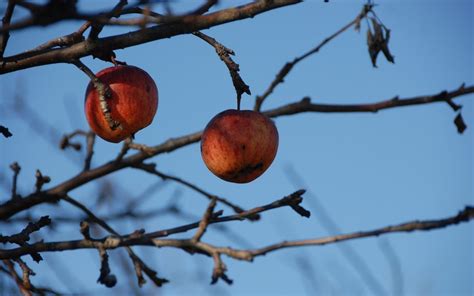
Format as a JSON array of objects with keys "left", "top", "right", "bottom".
[
  {"left": 84, "top": 65, "right": 158, "bottom": 143},
  {"left": 201, "top": 109, "right": 279, "bottom": 183}
]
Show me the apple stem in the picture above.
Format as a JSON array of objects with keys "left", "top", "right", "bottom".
[{"left": 237, "top": 94, "right": 241, "bottom": 111}]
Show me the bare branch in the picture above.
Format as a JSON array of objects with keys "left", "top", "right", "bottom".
[
  {"left": 88, "top": 0, "right": 128, "bottom": 40},
  {"left": 0, "top": 216, "right": 51, "bottom": 263},
  {"left": 9, "top": 162, "right": 21, "bottom": 200},
  {"left": 0, "top": 0, "right": 302, "bottom": 74},
  {"left": 127, "top": 141, "right": 155, "bottom": 155},
  {"left": 2, "top": 259, "right": 32, "bottom": 296},
  {"left": 193, "top": 31, "right": 250, "bottom": 110},
  {"left": 0, "top": 0, "right": 16, "bottom": 58},
  {"left": 61, "top": 195, "right": 168, "bottom": 287},
  {"left": 1, "top": 84, "right": 472, "bottom": 220},
  {"left": 211, "top": 253, "right": 232, "bottom": 285},
  {"left": 0, "top": 216, "right": 51, "bottom": 246},
  {"left": 145, "top": 189, "right": 307, "bottom": 238},
  {"left": 0, "top": 205, "right": 472, "bottom": 285},
  {"left": 263, "top": 84, "right": 474, "bottom": 117},
  {"left": 192, "top": 197, "right": 217, "bottom": 243},
  {"left": 13, "top": 258, "right": 35, "bottom": 292},
  {"left": 79, "top": 221, "right": 91, "bottom": 240},
  {"left": 247, "top": 206, "right": 474, "bottom": 258},
  {"left": 132, "top": 162, "right": 256, "bottom": 218},
  {"left": 34, "top": 170, "right": 51, "bottom": 193},
  {"left": 190, "top": 0, "right": 219, "bottom": 15},
  {"left": 254, "top": 4, "right": 372, "bottom": 111},
  {"left": 59, "top": 130, "right": 87, "bottom": 151},
  {"left": 83, "top": 132, "right": 96, "bottom": 171}
]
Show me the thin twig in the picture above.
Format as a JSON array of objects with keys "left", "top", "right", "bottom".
[
  {"left": 59, "top": 130, "right": 87, "bottom": 151},
  {"left": 9, "top": 162, "right": 21, "bottom": 200},
  {"left": 193, "top": 31, "right": 250, "bottom": 110},
  {"left": 2, "top": 259, "right": 32, "bottom": 296},
  {"left": 145, "top": 189, "right": 308, "bottom": 239},
  {"left": 0, "top": 216, "right": 51, "bottom": 245},
  {"left": 0, "top": 0, "right": 16, "bottom": 58},
  {"left": 0, "top": 216, "right": 51, "bottom": 263},
  {"left": 13, "top": 258, "right": 35, "bottom": 291},
  {"left": 254, "top": 4, "right": 372, "bottom": 111},
  {"left": 61, "top": 195, "right": 168, "bottom": 287},
  {"left": 192, "top": 197, "right": 217, "bottom": 243},
  {"left": 89, "top": 0, "right": 128, "bottom": 40},
  {"left": 83, "top": 132, "right": 96, "bottom": 171},
  {"left": 34, "top": 170, "right": 51, "bottom": 193},
  {"left": 132, "top": 162, "right": 256, "bottom": 218},
  {"left": 190, "top": 0, "right": 219, "bottom": 15},
  {"left": 127, "top": 142, "right": 155, "bottom": 155}
]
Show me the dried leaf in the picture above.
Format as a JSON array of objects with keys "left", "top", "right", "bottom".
[
  {"left": 367, "top": 18, "right": 394, "bottom": 67},
  {"left": 97, "top": 248, "right": 117, "bottom": 288},
  {"left": 454, "top": 113, "right": 467, "bottom": 134},
  {"left": 367, "top": 28, "right": 379, "bottom": 67},
  {"left": 381, "top": 28, "right": 395, "bottom": 63},
  {"left": 0, "top": 125, "right": 12, "bottom": 138}
]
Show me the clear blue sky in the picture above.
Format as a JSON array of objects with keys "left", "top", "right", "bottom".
[{"left": 1, "top": 1, "right": 473, "bottom": 295}]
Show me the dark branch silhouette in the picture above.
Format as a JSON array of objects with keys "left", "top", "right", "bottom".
[{"left": 1, "top": 0, "right": 472, "bottom": 293}]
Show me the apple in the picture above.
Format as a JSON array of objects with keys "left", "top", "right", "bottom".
[
  {"left": 201, "top": 109, "right": 279, "bottom": 183},
  {"left": 84, "top": 65, "right": 158, "bottom": 143}
]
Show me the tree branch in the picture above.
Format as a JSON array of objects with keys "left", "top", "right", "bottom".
[
  {"left": 61, "top": 195, "right": 168, "bottom": 287},
  {"left": 263, "top": 84, "right": 474, "bottom": 117},
  {"left": 0, "top": 205, "right": 472, "bottom": 269},
  {"left": 193, "top": 31, "right": 250, "bottom": 110},
  {"left": 0, "top": 0, "right": 302, "bottom": 74},
  {"left": 192, "top": 197, "right": 217, "bottom": 243},
  {"left": 132, "top": 162, "right": 256, "bottom": 218},
  {"left": 0, "top": 0, "right": 16, "bottom": 58},
  {"left": 247, "top": 206, "right": 474, "bottom": 258},
  {"left": 1, "top": 85, "right": 472, "bottom": 220},
  {"left": 254, "top": 4, "right": 372, "bottom": 111},
  {"left": 9, "top": 162, "right": 21, "bottom": 200},
  {"left": 2, "top": 259, "right": 32, "bottom": 296}
]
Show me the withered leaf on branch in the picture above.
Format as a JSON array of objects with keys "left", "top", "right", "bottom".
[
  {"left": 454, "top": 113, "right": 467, "bottom": 134},
  {"left": 97, "top": 248, "right": 117, "bottom": 288},
  {"left": 0, "top": 125, "right": 12, "bottom": 138},
  {"left": 367, "top": 18, "right": 394, "bottom": 67}
]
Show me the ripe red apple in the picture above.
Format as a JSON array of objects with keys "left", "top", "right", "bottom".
[
  {"left": 84, "top": 65, "right": 158, "bottom": 143},
  {"left": 201, "top": 109, "right": 279, "bottom": 183}
]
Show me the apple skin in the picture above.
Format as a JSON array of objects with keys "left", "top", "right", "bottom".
[
  {"left": 201, "top": 109, "right": 279, "bottom": 183},
  {"left": 84, "top": 65, "right": 158, "bottom": 143}
]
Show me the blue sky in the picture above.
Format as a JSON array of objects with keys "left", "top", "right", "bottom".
[{"left": 0, "top": 0, "right": 473, "bottom": 295}]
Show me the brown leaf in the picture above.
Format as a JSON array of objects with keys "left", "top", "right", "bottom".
[
  {"left": 0, "top": 125, "right": 12, "bottom": 138},
  {"left": 367, "top": 18, "right": 394, "bottom": 67},
  {"left": 454, "top": 113, "right": 467, "bottom": 134}
]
